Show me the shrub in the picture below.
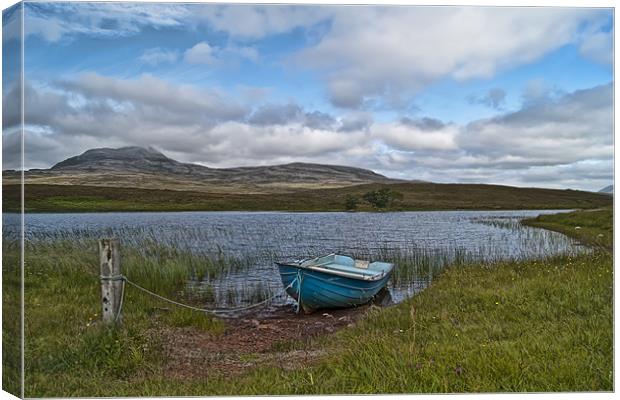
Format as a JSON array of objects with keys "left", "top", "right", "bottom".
[{"left": 362, "top": 188, "right": 403, "bottom": 209}]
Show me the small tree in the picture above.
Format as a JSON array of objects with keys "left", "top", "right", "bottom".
[
  {"left": 344, "top": 194, "right": 359, "bottom": 210},
  {"left": 363, "top": 188, "right": 403, "bottom": 209}
]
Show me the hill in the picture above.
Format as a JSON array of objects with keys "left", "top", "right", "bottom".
[
  {"left": 2, "top": 182, "right": 612, "bottom": 213},
  {"left": 2, "top": 146, "right": 612, "bottom": 212},
  {"left": 3, "top": 146, "right": 399, "bottom": 193},
  {"left": 598, "top": 185, "right": 613, "bottom": 194}
]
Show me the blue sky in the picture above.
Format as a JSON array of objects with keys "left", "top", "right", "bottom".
[{"left": 2, "top": 3, "right": 614, "bottom": 191}]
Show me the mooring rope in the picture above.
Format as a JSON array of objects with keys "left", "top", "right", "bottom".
[
  {"left": 100, "top": 274, "right": 126, "bottom": 322},
  {"left": 108, "top": 275, "right": 296, "bottom": 315},
  {"left": 295, "top": 269, "right": 303, "bottom": 314}
]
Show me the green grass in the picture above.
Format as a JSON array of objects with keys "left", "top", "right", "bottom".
[
  {"left": 2, "top": 242, "right": 22, "bottom": 397},
  {"left": 227, "top": 252, "right": 612, "bottom": 394},
  {"left": 3, "top": 182, "right": 612, "bottom": 212},
  {"left": 6, "top": 208, "right": 613, "bottom": 396},
  {"left": 14, "top": 241, "right": 225, "bottom": 397},
  {"left": 523, "top": 208, "right": 613, "bottom": 250}
]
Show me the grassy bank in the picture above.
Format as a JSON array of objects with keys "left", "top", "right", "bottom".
[
  {"left": 226, "top": 252, "right": 612, "bottom": 394},
  {"left": 11, "top": 240, "right": 225, "bottom": 397},
  {"left": 523, "top": 208, "right": 613, "bottom": 250},
  {"left": 8, "top": 209, "right": 613, "bottom": 396},
  {"left": 3, "top": 183, "right": 612, "bottom": 212}
]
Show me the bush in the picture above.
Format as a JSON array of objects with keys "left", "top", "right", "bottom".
[
  {"left": 362, "top": 188, "right": 403, "bottom": 209},
  {"left": 344, "top": 194, "right": 360, "bottom": 210}
]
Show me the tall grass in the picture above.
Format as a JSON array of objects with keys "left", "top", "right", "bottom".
[
  {"left": 14, "top": 212, "right": 585, "bottom": 310},
  {"left": 8, "top": 206, "right": 613, "bottom": 396}
]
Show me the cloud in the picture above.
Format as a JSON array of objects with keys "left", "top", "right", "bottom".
[
  {"left": 20, "top": 3, "right": 328, "bottom": 44},
  {"left": 338, "top": 113, "right": 373, "bottom": 133},
  {"left": 59, "top": 72, "right": 248, "bottom": 121},
  {"left": 292, "top": 7, "right": 611, "bottom": 108},
  {"left": 400, "top": 117, "right": 446, "bottom": 131},
  {"left": 6, "top": 74, "right": 612, "bottom": 191},
  {"left": 579, "top": 30, "right": 613, "bottom": 65},
  {"left": 194, "top": 5, "right": 329, "bottom": 39},
  {"left": 304, "top": 111, "right": 337, "bottom": 130},
  {"left": 23, "top": 2, "right": 190, "bottom": 42},
  {"left": 139, "top": 48, "right": 179, "bottom": 66},
  {"left": 184, "top": 41, "right": 259, "bottom": 65},
  {"left": 184, "top": 42, "right": 216, "bottom": 65},
  {"left": 225, "top": 46, "right": 259, "bottom": 62},
  {"left": 19, "top": 4, "right": 611, "bottom": 114},
  {"left": 248, "top": 103, "right": 303, "bottom": 126},
  {"left": 460, "top": 83, "right": 613, "bottom": 167},
  {"left": 6, "top": 76, "right": 365, "bottom": 170},
  {"left": 2, "top": 3, "right": 22, "bottom": 44},
  {"left": 372, "top": 120, "right": 459, "bottom": 152},
  {"left": 467, "top": 88, "right": 506, "bottom": 110}
]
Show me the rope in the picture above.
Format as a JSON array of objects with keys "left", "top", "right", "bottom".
[
  {"left": 100, "top": 275, "right": 125, "bottom": 322},
  {"left": 295, "top": 269, "right": 303, "bottom": 314},
  {"left": 121, "top": 276, "right": 296, "bottom": 315},
  {"left": 99, "top": 275, "right": 125, "bottom": 281}
]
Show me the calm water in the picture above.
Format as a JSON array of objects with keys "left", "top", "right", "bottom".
[{"left": 5, "top": 210, "right": 583, "bottom": 312}]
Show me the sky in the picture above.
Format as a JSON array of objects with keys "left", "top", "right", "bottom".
[{"left": 1, "top": 2, "right": 614, "bottom": 191}]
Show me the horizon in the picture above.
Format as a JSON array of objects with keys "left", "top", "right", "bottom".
[
  {"left": 2, "top": 3, "right": 614, "bottom": 192},
  {"left": 4, "top": 144, "right": 611, "bottom": 193}
]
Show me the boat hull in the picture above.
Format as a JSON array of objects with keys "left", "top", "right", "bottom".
[{"left": 277, "top": 263, "right": 392, "bottom": 313}]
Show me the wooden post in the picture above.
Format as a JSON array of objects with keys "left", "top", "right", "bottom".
[{"left": 99, "top": 238, "right": 122, "bottom": 324}]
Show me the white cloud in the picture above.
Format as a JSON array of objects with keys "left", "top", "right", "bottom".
[
  {"left": 184, "top": 41, "right": 260, "bottom": 65},
  {"left": 460, "top": 83, "right": 613, "bottom": 166},
  {"left": 59, "top": 72, "right": 247, "bottom": 121},
  {"left": 292, "top": 7, "right": 611, "bottom": 108},
  {"left": 5, "top": 74, "right": 612, "bottom": 191},
  {"left": 195, "top": 5, "right": 329, "bottom": 39},
  {"left": 23, "top": 2, "right": 190, "bottom": 42},
  {"left": 372, "top": 121, "right": 459, "bottom": 152},
  {"left": 139, "top": 48, "right": 179, "bottom": 66},
  {"left": 184, "top": 42, "right": 216, "bottom": 65},
  {"left": 226, "top": 46, "right": 259, "bottom": 62},
  {"left": 19, "top": 4, "right": 611, "bottom": 113},
  {"left": 579, "top": 30, "right": 613, "bottom": 65}
]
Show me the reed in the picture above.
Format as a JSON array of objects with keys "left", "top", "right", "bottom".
[{"left": 6, "top": 208, "right": 611, "bottom": 396}]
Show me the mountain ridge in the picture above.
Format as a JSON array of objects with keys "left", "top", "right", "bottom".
[{"left": 5, "top": 146, "right": 403, "bottom": 193}]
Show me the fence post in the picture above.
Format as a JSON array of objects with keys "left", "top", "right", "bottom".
[{"left": 99, "top": 238, "right": 122, "bottom": 324}]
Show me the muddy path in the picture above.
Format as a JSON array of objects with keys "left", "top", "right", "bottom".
[{"left": 148, "top": 304, "right": 372, "bottom": 379}]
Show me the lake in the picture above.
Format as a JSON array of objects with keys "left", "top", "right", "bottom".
[{"left": 4, "top": 210, "right": 584, "bottom": 313}]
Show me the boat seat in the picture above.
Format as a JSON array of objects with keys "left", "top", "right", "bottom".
[
  {"left": 334, "top": 255, "right": 355, "bottom": 267},
  {"left": 354, "top": 260, "right": 369, "bottom": 269}
]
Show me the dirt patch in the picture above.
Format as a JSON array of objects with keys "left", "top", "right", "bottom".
[{"left": 148, "top": 305, "right": 371, "bottom": 379}]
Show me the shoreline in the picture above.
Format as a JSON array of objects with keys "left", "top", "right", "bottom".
[
  {"left": 2, "top": 208, "right": 578, "bottom": 214},
  {"left": 5, "top": 207, "right": 613, "bottom": 396}
]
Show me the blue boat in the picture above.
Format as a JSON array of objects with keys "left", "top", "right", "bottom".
[{"left": 276, "top": 254, "right": 394, "bottom": 314}]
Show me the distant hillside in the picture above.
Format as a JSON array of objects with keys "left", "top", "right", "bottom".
[
  {"left": 2, "top": 182, "right": 612, "bottom": 213},
  {"left": 598, "top": 185, "right": 613, "bottom": 194},
  {"left": 4, "top": 146, "right": 400, "bottom": 193}
]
